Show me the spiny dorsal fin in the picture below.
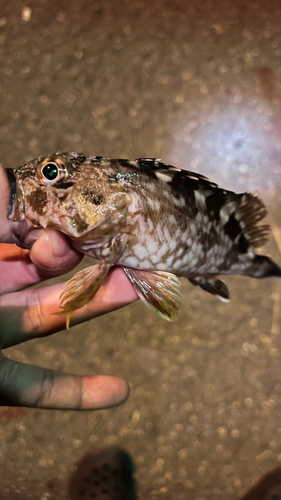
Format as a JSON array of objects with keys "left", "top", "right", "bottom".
[{"left": 135, "top": 158, "right": 224, "bottom": 191}]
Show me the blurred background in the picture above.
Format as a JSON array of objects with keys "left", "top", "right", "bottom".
[{"left": 1, "top": 0, "right": 281, "bottom": 498}]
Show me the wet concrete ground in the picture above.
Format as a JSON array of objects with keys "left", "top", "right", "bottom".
[{"left": 1, "top": 0, "right": 281, "bottom": 498}]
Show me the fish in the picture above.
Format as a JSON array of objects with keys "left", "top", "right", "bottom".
[{"left": 6, "top": 152, "right": 281, "bottom": 328}]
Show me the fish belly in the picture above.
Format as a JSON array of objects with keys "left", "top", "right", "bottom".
[{"left": 118, "top": 218, "right": 212, "bottom": 275}]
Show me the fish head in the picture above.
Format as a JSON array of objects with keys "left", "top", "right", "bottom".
[{"left": 7, "top": 152, "right": 130, "bottom": 249}]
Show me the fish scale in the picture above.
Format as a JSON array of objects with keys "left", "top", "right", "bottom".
[{"left": 6, "top": 152, "right": 281, "bottom": 326}]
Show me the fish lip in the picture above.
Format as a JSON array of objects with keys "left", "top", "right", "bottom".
[
  {"left": 5, "top": 168, "right": 30, "bottom": 249},
  {"left": 6, "top": 168, "right": 25, "bottom": 220},
  {"left": 6, "top": 168, "right": 17, "bottom": 218}
]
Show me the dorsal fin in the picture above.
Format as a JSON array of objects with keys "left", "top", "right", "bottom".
[
  {"left": 237, "top": 193, "right": 270, "bottom": 249},
  {"left": 134, "top": 158, "right": 230, "bottom": 193}
]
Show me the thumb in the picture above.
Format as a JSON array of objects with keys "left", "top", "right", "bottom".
[{"left": 30, "top": 227, "right": 83, "bottom": 276}]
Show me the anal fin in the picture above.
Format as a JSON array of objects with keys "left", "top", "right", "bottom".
[
  {"left": 189, "top": 276, "right": 230, "bottom": 302},
  {"left": 123, "top": 267, "right": 183, "bottom": 321}
]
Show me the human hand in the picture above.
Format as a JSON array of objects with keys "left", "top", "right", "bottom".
[{"left": 0, "top": 164, "right": 138, "bottom": 410}]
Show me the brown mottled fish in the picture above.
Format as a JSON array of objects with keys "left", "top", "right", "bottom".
[{"left": 6, "top": 152, "right": 281, "bottom": 327}]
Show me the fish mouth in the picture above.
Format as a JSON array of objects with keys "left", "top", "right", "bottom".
[
  {"left": 5, "top": 168, "right": 35, "bottom": 249},
  {"left": 6, "top": 168, "right": 20, "bottom": 218},
  {"left": 6, "top": 167, "right": 27, "bottom": 221}
]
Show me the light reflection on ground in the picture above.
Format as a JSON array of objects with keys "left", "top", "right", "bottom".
[{"left": 172, "top": 97, "right": 281, "bottom": 195}]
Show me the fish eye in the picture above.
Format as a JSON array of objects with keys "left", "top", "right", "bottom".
[
  {"left": 41, "top": 163, "right": 59, "bottom": 181},
  {"left": 38, "top": 156, "right": 70, "bottom": 185}
]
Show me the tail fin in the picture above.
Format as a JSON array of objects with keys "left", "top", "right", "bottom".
[
  {"left": 244, "top": 255, "right": 281, "bottom": 279},
  {"left": 232, "top": 194, "right": 281, "bottom": 279}
]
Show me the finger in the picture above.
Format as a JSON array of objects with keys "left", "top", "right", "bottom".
[
  {"left": 0, "top": 164, "right": 14, "bottom": 244},
  {"left": 0, "top": 267, "right": 138, "bottom": 348},
  {"left": 0, "top": 353, "right": 129, "bottom": 409},
  {"left": 0, "top": 230, "right": 83, "bottom": 294},
  {"left": 30, "top": 227, "right": 83, "bottom": 276}
]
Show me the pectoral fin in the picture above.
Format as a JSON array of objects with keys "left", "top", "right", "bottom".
[
  {"left": 58, "top": 263, "right": 110, "bottom": 328},
  {"left": 188, "top": 276, "right": 230, "bottom": 302},
  {"left": 123, "top": 268, "right": 183, "bottom": 321}
]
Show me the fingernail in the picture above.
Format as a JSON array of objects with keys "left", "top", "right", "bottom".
[{"left": 44, "top": 227, "right": 70, "bottom": 258}]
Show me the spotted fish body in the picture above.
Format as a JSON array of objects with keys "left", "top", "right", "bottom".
[{"left": 6, "top": 152, "right": 281, "bottom": 325}]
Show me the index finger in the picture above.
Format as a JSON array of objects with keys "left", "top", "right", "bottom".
[{"left": 0, "top": 266, "right": 138, "bottom": 348}]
